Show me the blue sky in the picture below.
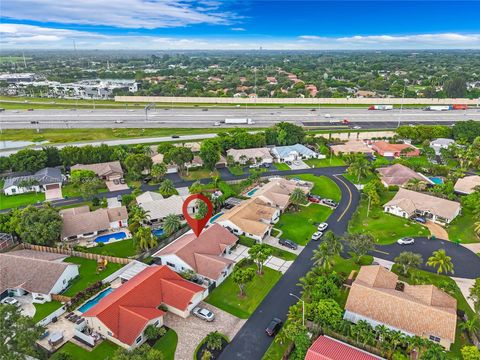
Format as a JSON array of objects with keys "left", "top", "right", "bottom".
[{"left": 2, "top": 1, "right": 480, "bottom": 49}]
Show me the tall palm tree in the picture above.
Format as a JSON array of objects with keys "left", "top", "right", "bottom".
[
  {"left": 459, "top": 316, "right": 480, "bottom": 338},
  {"left": 406, "top": 178, "right": 427, "bottom": 191},
  {"left": 426, "top": 249, "right": 454, "bottom": 275},
  {"left": 289, "top": 188, "right": 307, "bottom": 211},
  {"left": 159, "top": 179, "right": 176, "bottom": 196},
  {"left": 311, "top": 243, "right": 334, "bottom": 272},
  {"left": 348, "top": 156, "right": 370, "bottom": 183},
  {"left": 323, "top": 231, "right": 343, "bottom": 257},
  {"left": 163, "top": 213, "right": 181, "bottom": 236}
]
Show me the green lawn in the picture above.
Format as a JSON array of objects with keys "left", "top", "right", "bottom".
[
  {"left": 153, "top": 329, "right": 178, "bottom": 360},
  {"left": 276, "top": 204, "right": 332, "bottom": 245},
  {"left": 205, "top": 264, "right": 282, "bottom": 319},
  {"left": 391, "top": 265, "right": 474, "bottom": 359},
  {"left": 274, "top": 162, "right": 291, "bottom": 171},
  {"left": 447, "top": 208, "right": 479, "bottom": 244},
  {"left": 262, "top": 337, "right": 290, "bottom": 360},
  {"left": 348, "top": 191, "right": 429, "bottom": 244},
  {"left": 228, "top": 166, "right": 245, "bottom": 176},
  {"left": 62, "top": 257, "right": 123, "bottom": 297},
  {"left": 32, "top": 301, "right": 63, "bottom": 323},
  {"left": 305, "top": 156, "right": 346, "bottom": 168},
  {"left": 0, "top": 191, "right": 45, "bottom": 210},
  {"left": 290, "top": 174, "right": 342, "bottom": 202},
  {"left": 238, "top": 236, "right": 297, "bottom": 261},
  {"left": 181, "top": 168, "right": 219, "bottom": 181},
  {"left": 55, "top": 340, "right": 119, "bottom": 360},
  {"left": 62, "top": 183, "right": 109, "bottom": 198},
  {"left": 85, "top": 239, "right": 137, "bottom": 258},
  {"left": 343, "top": 171, "right": 379, "bottom": 185}
]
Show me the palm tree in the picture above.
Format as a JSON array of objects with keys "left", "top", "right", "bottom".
[
  {"left": 406, "top": 178, "right": 427, "bottom": 191},
  {"left": 163, "top": 214, "right": 181, "bottom": 236},
  {"left": 351, "top": 320, "right": 374, "bottom": 347},
  {"left": 289, "top": 188, "right": 307, "bottom": 211},
  {"left": 128, "top": 206, "right": 150, "bottom": 234},
  {"left": 133, "top": 227, "right": 157, "bottom": 251},
  {"left": 459, "top": 316, "right": 480, "bottom": 339},
  {"left": 474, "top": 221, "right": 480, "bottom": 238},
  {"left": 426, "top": 249, "right": 454, "bottom": 275},
  {"left": 311, "top": 243, "right": 334, "bottom": 272},
  {"left": 394, "top": 251, "right": 423, "bottom": 276},
  {"left": 323, "top": 231, "right": 343, "bottom": 257},
  {"left": 159, "top": 179, "right": 176, "bottom": 196},
  {"left": 348, "top": 156, "right": 370, "bottom": 183},
  {"left": 205, "top": 331, "right": 223, "bottom": 351}
]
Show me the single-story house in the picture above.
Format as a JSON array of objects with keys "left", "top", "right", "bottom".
[
  {"left": 430, "top": 138, "right": 455, "bottom": 155},
  {"left": 83, "top": 265, "right": 205, "bottom": 350},
  {"left": 217, "top": 198, "right": 280, "bottom": 242},
  {"left": 3, "top": 167, "right": 63, "bottom": 197},
  {"left": 371, "top": 141, "right": 420, "bottom": 158},
  {"left": 0, "top": 250, "right": 79, "bottom": 304},
  {"left": 136, "top": 193, "right": 188, "bottom": 224},
  {"left": 252, "top": 177, "right": 312, "bottom": 211},
  {"left": 227, "top": 147, "right": 274, "bottom": 165},
  {"left": 377, "top": 164, "right": 433, "bottom": 188},
  {"left": 383, "top": 188, "right": 461, "bottom": 224},
  {"left": 306, "top": 335, "right": 384, "bottom": 360},
  {"left": 186, "top": 155, "right": 204, "bottom": 169},
  {"left": 271, "top": 144, "right": 324, "bottom": 162},
  {"left": 454, "top": 175, "right": 480, "bottom": 195},
  {"left": 153, "top": 224, "right": 238, "bottom": 286},
  {"left": 71, "top": 161, "right": 124, "bottom": 181},
  {"left": 344, "top": 265, "right": 457, "bottom": 349},
  {"left": 60, "top": 205, "right": 128, "bottom": 241},
  {"left": 215, "top": 155, "right": 227, "bottom": 169},
  {"left": 174, "top": 142, "right": 201, "bottom": 153},
  {"left": 330, "top": 140, "right": 374, "bottom": 156}
]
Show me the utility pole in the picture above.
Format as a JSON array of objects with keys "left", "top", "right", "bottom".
[{"left": 289, "top": 293, "right": 305, "bottom": 327}]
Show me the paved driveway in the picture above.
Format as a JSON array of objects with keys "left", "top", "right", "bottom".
[
  {"left": 164, "top": 302, "right": 245, "bottom": 360},
  {"left": 225, "top": 244, "right": 293, "bottom": 273},
  {"left": 263, "top": 235, "right": 304, "bottom": 256},
  {"left": 289, "top": 159, "right": 310, "bottom": 170}
]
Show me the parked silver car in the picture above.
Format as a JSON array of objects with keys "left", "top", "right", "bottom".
[{"left": 192, "top": 307, "right": 215, "bottom": 322}]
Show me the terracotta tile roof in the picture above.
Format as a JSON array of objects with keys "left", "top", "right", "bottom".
[
  {"left": 153, "top": 224, "right": 237, "bottom": 280},
  {"left": 384, "top": 188, "right": 461, "bottom": 220},
  {"left": 330, "top": 140, "right": 373, "bottom": 155},
  {"left": 60, "top": 206, "right": 128, "bottom": 239},
  {"left": 345, "top": 266, "right": 456, "bottom": 344},
  {"left": 253, "top": 178, "right": 311, "bottom": 209},
  {"left": 83, "top": 265, "right": 203, "bottom": 346},
  {"left": 306, "top": 336, "right": 384, "bottom": 360},
  {"left": 372, "top": 141, "right": 419, "bottom": 156},
  {"left": 454, "top": 175, "right": 480, "bottom": 195},
  {"left": 71, "top": 161, "right": 123, "bottom": 177},
  {"left": 377, "top": 164, "right": 429, "bottom": 186},
  {"left": 0, "top": 252, "right": 77, "bottom": 295}
]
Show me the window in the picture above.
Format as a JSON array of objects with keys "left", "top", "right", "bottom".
[
  {"left": 136, "top": 336, "right": 142, "bottom": 344},
  {"left": 166, "top": 262, "right": 175, "bottom": 268},
  {"left": 154, "top": 320, "right": 159, "bottom": 326},
  {"left": 107, "top": 331, "right": 112, "bottom": 336},
  {"left": 429, "top": 335, "right": 441, "bottom": 342}
]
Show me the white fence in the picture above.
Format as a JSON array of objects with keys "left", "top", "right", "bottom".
[{"left": 37, "top": 305, "right": 66, "bottom": 326}]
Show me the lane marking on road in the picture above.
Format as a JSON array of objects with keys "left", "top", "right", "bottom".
[
  {"left": 373, "top": 249, "right": 390, "bottom": 255},
  {"left": 333, "top": 175, "right": 352, "bottom": 223}
]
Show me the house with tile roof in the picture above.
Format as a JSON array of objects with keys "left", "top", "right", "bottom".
[
  {"left": 383, "top": 188, "right": 461, "bottom": 224},
  {"left": 305, "top": 335, "right": 384, "bottom": 360},
  {"left": 136, "top": 193, "right": 191, "bottom": 225},
  {"left": 330, "top": 139, "right": 374, "bottom": 156},
  {"left": 60, "top": 205, "right": 128, "bottom": 241},
  {"left": 377, "top": 164, "right": 433, "bottom": 187},
  {"left": 344, "top": 265, "right": 457, "bottom": 349},
  {"left": 217, "top": 198, "right": 280, "bottom": 242},
  {"left": 227, "top": 147, "right": 274, "bottom": 165},
  {"left": 371, "top": 141, "right": 420, "bottom": 158},
  {"left": 71, "top": 161, "right": 124, "bottom": 181},
  {"left": 252, "top": 177, "right": 312, "bottom": 211},
  {"left": 0, "top": 250, "right": 79, "bottom": 303},
  {"left": 271, "top": 144, "right": 324, "bottom": 163},
  {"left": 430, "top": 138, "right": 455, "bottom": 155},
  {"left": 3, "top": 167, "right": 63, "bottom": 197},
  {"left": 454, "top": 175, "right": 480, "bottom": 195},
  {"left": 83, "top": 265, "right": 205, "bottom": 349},
  {"left": 153, "top": 224, "right": 238, "bottom": 286}
]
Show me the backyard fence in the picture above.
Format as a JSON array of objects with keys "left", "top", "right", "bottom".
[
  {"left": 19, "top": 243, "right": 132, "bottom": 265},
  {"left": 136, "top": 225, "right": 190, "bottom": 261}
]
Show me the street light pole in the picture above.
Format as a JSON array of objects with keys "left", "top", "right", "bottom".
[
  {"left": 289, "top": 293, "right": 305, "bottom": 327},
  {"left": 398, "top": 81, "right": 407, "bottom": 128}
]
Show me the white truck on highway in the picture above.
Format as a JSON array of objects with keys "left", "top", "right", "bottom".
[
  {"left": 224, "top": 118, "right": 255, "bottom": 125},
  {"left": 424, "top": 105, "right": 452, "bottom": 111}
]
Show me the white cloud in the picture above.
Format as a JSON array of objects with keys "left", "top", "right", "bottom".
[
  {"left": 2, "top": 0, "right": 234, "bottom": 29},
  {"left": 231, "top": 27, "right": 246, "bottom": 31}
]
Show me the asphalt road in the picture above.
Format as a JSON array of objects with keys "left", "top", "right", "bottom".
[{"left": 1, "top": 107, "right": 479, "bottom": 129}]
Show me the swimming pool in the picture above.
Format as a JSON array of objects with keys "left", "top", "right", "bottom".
[
  {"left": 94, "top": 231, "right": 127, "bottom": 243},
  {"left": 152, "top": 228, "right": 165, "bottom": 237},
  {"left": 246, "top": 188, "right": 259, "bottom": 197},
  {"left": 429, "top": 177, "right": 444, "bottom": 185},
  {"left": 210, "top": 212, "right": 224, "bottom": 224},
  {"left": 78, "top": 288, "right": 114, "bottom": 313}
]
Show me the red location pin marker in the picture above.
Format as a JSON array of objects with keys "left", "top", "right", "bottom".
[{"left": 182, "top": 193, "right": 213, "bottom": 237}]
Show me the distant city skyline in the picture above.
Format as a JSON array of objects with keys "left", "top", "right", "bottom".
[{"left": 2, "top": 1, "right": 480, "bottom": 49}]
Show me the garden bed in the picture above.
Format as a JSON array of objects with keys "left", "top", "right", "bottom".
[{"left": 195, "top": 335, "right": 229, "bottom": 360}]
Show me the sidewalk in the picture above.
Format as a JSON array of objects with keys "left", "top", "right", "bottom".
[{"left": 225, "top": 244, "right": 293, "bottom": 273}]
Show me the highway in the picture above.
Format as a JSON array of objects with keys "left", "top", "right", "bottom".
[{"left": 1, "top": 107, "right": 479, "bottom": 129}]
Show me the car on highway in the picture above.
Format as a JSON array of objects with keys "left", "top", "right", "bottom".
[
  {"left": 171, "top": 135, "right": 180, "bottom": 139},
  {"left": 317, "top": 222, "right": 328, "bottom": 231},
  {"left": 192, "top": 307, "right": 215, "bottom": 322},
  {"left": 397, "top": 237, "right": 415, "bottom": 245},
  {"left": 213, "top": 121, "right": 221, "bottom": 126},
  {"left": 27, "top": 108, "right": 34, "bottom": 111},
  {"left": 412, "top": 217, "right": 426, "bottom": 224},
  {"left": 1, "top": 297, "right": 19, "bottom": 306},
  {"left": 278, "top": 238, "right": 298, "bottom": 250},
  {"left": 308, "top": 195, "right": 321, "bottom": 203},
  {"left": 285, "top": 161, "right": 292, "bottom": 165},
  {"left": 324, "top": 113, "right": 332, "bottom": 118},
  {"left": 30, "top": 121, "right": 39, "bottom": 124},
  {"left": 202, "top": 108, "right": 208, "bottom": 111},
  {"left": 114, "top": 120, "right": 124, "bottom": 124},
  {"left": 353, "top": 125, "right": 362, "bottom": 129},
  {"left": 311, "top": 231, "right": 323, "bottom": 241},
  {"left": 321, "top": 199, "right": 338, "bottom": 208},
  {"left": 265, "top": 318, "right": 283, "bottom": 336}
]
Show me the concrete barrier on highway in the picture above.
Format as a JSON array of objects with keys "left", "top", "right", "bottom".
[{"left": 115, "top": 96, "right": 479, "bottom": 105}]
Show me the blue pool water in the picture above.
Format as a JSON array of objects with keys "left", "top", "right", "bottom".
[
  {"left": 94, "top": 231, "right": 127, "bottom": 243},
  {"left": 152, "top": 228, "right": 165, "bottom": 237},
  {"left": 247, "top": 188, "right": 259, "bottom": 197},
  {"left": 429, "top": 177, "right": 444, "bottom": 185},
  {"left": 78, "top": 288, "right": 114, "bottom": 313},
  {"left": 210, "top": 212, "right": 224, "bottom": 223}
]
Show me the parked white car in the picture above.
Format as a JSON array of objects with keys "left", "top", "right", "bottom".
[
  {"left": 311, "top": 231, "right": 323, "bottom": 241},
  {"left": 317, "top": 223, "right": 328, "bottom": 231},
  {"left": 397, "top": 237, "right": 415, "bottom": 245},
  {"left": 192, "top": 307, "right": 215, "bottom": 322},
  {"left": 213, "top": 121, "right": 221, "bottom": 126},
  {"left": 1, "top": 297, "right": 19, "bottom": 306}
]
